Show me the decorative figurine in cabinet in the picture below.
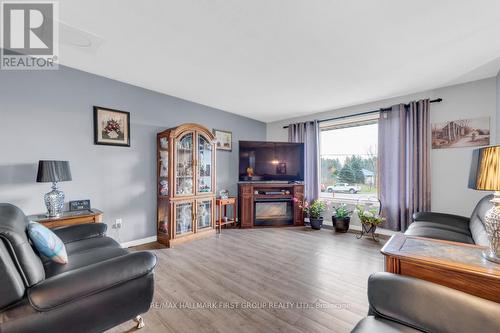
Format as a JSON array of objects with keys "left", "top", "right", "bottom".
[{"left": 157, "top": 123, "right": 216, "bottom": 247}]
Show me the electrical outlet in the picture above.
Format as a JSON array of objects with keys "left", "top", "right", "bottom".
[{"left": 113, "top": 218, "right": 123, "bottom": 229}]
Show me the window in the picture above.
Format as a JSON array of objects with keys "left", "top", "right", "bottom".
[{"left": 319, "top": 114, "right": 379, "bottom": 204}]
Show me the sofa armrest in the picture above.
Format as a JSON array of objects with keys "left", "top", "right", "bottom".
[
  {"left": 367, "top": 273, "right": 500, "bottom": 333},
  {"left": 412, "top": 212, "right": 469, "bottom": 224},
  {"left": 28, "top": 251, "right": 156, "bottom": 311},
  {"left": 52, "top": 223, "right": 107, "bottom": 244}
]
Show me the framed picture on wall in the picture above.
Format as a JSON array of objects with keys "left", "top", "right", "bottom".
[
  {"left": 431, "top": 116, "right": 490, "bottom": 149},
  {"left": 93, "top": 106, "right": 131, "bottom": 147},
  {"left": 213, "top": 129, "right": 232, "bottom": 151}
]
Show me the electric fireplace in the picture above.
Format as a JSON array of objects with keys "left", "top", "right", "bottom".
[
  {"left": 238, "top": 183, "right": 304, "bottom": 228},
  {"left": 254, "top": 199, "right": 293, "bottom": 226}
]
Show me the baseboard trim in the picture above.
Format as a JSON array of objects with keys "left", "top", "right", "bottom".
[{"left": 121, "top": 236, "right": 157, "bottom": 248}]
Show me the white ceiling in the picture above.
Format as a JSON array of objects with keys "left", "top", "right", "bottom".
[{"left": 54, "top": 1, "right": 500, "bottom": 122}]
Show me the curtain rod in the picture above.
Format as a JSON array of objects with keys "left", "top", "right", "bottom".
[{"left": 282, "top": 98, "right": 442, "bottom": 129}]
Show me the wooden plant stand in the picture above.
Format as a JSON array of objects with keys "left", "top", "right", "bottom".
[{"left": 216, "top": 197, "right": 237, "bottom": 234}]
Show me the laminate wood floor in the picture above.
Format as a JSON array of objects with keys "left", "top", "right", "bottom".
[{"left": 107, "top": 227, "right": 386, "bottom": 333}]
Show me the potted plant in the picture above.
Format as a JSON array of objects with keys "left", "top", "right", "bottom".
[
  {"left": 332, "top": 204, "right": 352, "bottom": 233},
  {"left": 294, "top": 198, "right": 326, "bottom": 230},
  {"left": 355, "top": 205, "right": 385, "bottom": 241}
]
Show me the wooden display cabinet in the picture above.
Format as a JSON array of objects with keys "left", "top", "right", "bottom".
[{"left": 157, "top": 123, "right": 216, "bottom": 247}]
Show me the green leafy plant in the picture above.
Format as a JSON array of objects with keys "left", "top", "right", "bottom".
[
  {"left": 333, "top": 204, "right": 352, "bottom": 219},
  {"left": 294, "top": 198, "right": 326, "bottom": 219},
  {"left": 355, "top": 205, "right": 385, "bottom": 226}
]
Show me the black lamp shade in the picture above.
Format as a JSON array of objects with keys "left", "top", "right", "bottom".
[
  {"left": 36, "top": 160, "right": 72, "bottom": 183},
  {"left": 468, "top": 146, "right": 500, "bottom": 191}
]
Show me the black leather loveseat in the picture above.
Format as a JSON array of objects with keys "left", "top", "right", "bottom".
[
  {"left": 351, "top": 272, "right": 500, "bottom": 333},
  {"left": 404, "top": 194, "right": 492, "bottom": 246},
  {"left": 0, "top": 203, "right": 157, "bottom": 333}
]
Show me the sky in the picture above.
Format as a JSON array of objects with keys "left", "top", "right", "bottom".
[{"left": 320, "top": 123, "right": 378, "bottom": 163}]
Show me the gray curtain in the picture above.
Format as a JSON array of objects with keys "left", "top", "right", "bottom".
[
  {"left": 288, "top": 121, "right": 320, "bottom": 200},
  {"left": 379, "top": 99, "right": 431, "bottom": 231}
]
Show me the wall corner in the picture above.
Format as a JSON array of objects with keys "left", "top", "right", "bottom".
[{"left": 497, "top": 70, "right": 500, "bottom": 144}]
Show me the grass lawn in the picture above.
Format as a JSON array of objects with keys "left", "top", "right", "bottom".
[{"left": 359, "top": 184, "right": 377, "bottom": 193}]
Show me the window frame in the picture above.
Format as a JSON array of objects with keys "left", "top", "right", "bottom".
[{"left": 319, "top": 113, "right": 380, "bottom": 205}]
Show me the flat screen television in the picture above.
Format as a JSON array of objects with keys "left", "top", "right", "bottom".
[{"left": 239, "top": 141, "right": 305, "bottom": 182}]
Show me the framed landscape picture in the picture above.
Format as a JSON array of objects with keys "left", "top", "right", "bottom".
[
  {"left": 213, "top": 129, "right": 232, "bottom": 151},
  {"left": 93, "top": 106, "right": 130, "bottom": 147},
  {"left": 431, "top": 116, "right": 490, "bottom": 149}
]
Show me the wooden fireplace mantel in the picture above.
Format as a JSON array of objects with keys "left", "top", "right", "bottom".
[{"left": 238, "top": 183, "right": 304, "bottom": 228}]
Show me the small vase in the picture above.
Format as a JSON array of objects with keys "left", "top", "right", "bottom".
[
  {"left": 333, "top": 216, "right": 350, "bottom": 233},
  {"left": 309, "top": 217, "right": 323, "bottom": 230},
  {"left": 106, "top": 130, "right": 119, "bottom": 139}
]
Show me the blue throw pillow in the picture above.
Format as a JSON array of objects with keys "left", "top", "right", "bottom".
[{"left": 28, "top": 222, "right": 68, "bottom": 264}]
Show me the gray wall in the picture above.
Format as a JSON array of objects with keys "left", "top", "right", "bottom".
[
  {"left": 497, "top": 70, "right": 500, "bottom": 144},
  {"left": 267, "top": 78, "right": 497, "bottom": 218},
  {"left": 0, "top": 66, "right": 266, "bottom": 243}
]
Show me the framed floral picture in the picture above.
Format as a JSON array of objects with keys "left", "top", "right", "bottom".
[
  {"left": 213, "top": 129, "right": 232, "bottom": 151},
  {"left": 93, "top": 106, "right": 130, "bottom": 147}
]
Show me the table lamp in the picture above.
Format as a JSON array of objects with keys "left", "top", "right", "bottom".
[
  {"left": 36, "top": 160, "right": 72, "bottom": 217},
  {"left": 468, "top": 145, "right": 500, "bottom": 263}
]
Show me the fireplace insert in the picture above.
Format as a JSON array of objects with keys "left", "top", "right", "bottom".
[{"left": 254, "top": 198, "right": 293, "bottom": 226}]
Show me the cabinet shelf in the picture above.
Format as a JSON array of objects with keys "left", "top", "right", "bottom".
[{"left": 218, "top": 219, "right": 236, "bottom": 226}]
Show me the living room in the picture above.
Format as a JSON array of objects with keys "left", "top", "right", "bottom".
[{"left": 1, "top": 2, "right": 499, "bottom": 333}]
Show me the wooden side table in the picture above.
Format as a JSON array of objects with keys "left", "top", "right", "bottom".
[
  {"left": 216, "top": 197, "right": 237, "bottom": 234},
  {"left": 28, "top": 209, "right": 103, "bottom": 229},
  {"left": 381, "top": 233, "right": 500, "bottom": 303}
]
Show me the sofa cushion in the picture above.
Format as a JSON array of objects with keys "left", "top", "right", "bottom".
[
  {"left": 0, "top": 271, "right": 155, "bottom": 333},
  {"left": 469, "top": 194, "right": 493, "bottom": 246},
  {"left": 407, "top": 221, "right": 471, "bottom": 236},
  {"left": 0, "top": 204, "right": 45, "bottom": 286},
  {"left": 64, "top": 236, "right": 119, "bottom": 254},
  {"left": 366, "top": 272, "right": 500, "bottom": 333},
  {"left": 351, "top": 317, "right": 422, "bottom": 333},
  {"left": 44, "top": 236, "right": 127, "bottom": 278},
  {"left": 0, "top": 241, "right": 26, "bottom": 310},
  {"left": 27, "top": 222, "right": 68, "bottom": 264},
  {"left": 404, "top": 225, "right": 474, "bottom": 244}
]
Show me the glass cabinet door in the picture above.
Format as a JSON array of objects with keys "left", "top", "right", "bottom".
[
  {"left": 175, "top": 133, "right": 194, "bottom": 195},
  {"left": 197, "top": 199, "right": 212, "bottom": 230},
  {"left": 175, "top": 201, "right": 193, "bottom": 235},
  {"left": 158, "top": 199, "right": 169, "bottom": 236},
  {"left": 197, "top": 134, "right": 213, "bottom": 194},
  {"left": 158, "top": 136, "right": 169, "bottom": 196}
]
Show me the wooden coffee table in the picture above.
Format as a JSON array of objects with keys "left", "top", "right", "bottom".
[{"left": 381, "top": 233, "right": 500, "bottom": 303}]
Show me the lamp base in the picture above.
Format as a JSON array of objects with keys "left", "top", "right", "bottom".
[
  {"left": 44, "top": 182, "right": 64, "bottom": 217},
  {"left": 482, "top": 250, "right": 500, "bottom": 264},
  {"left": 484, "top": 196, "right": 500, "bottom": 265}
]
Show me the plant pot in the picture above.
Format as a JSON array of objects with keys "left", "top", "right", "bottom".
[
  {"left": 333, "top": 216, "right": 350, "bottom": 233},
  {"left": 309, "top": 217, "right": 323, "bottom": 230}
]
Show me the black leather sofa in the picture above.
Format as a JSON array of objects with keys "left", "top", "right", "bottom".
[
  {"left": 352, "top": 272, "right": 500, "bottom": 333},
  {"left": 0, "top": 203, "right": 157, "bottom": 333},
  {"left": 404, "top": 194, "right": 492, "bottom": 246}
]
